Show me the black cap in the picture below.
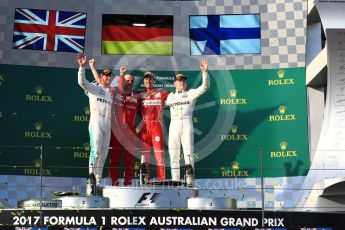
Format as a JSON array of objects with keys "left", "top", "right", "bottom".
[
  {"left": 175, "top": 73, "right": 187, "bottom": 80},
  {"left": 101, "top": 69, "right": 112, "bottom": 76},
  {"left": 143, "top": 71, "right": 155, "bottom": 79}
]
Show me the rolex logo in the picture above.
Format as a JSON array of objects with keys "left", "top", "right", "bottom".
[
  {"left": 280, "top": 141, "right": 288, "bottom": 151},
  {"left": 220, "top": 89, "right": 247, "bottom": 105},
  {"left": 24, "top": 160, "right": 51, "bottom": 176},
  {"left": 25, "top": 86, "right": 53, "bottom": 102},
  {"left": 73, "top": 143, "right": 90, "bottom": 159},
  {"left": 221, "top": 125, "right": 248, "bottom": 141},
  {"left": 231, "top": 125, "right": 238, "bottom": 134},
  {"left": 83, "top": 143, "right": 90, "bottom": 152},
  {"left": 36, "top": 86, "right": 44, "bottom": 95},
  {"left": 84, "top": 106, "right": 90, "bottom": 115},
  {"left": 268, "top": 105, "right": 296, "bottom": 122},
  {"left": 231, "top": 161, "right": 239, "bottom": 170},
  {"left": 279, "top": 105, "right": 286, "bottom": 114},
  {"left": 34, "top": 159, "right": 42, "bottom": 168},
  {"left": 25, "top": 122, "right": 52, "bottom": 139},
  {"left": 222, "top": 161, "right": 249, "bottom": 177},
  {"left": 268, "top": 69, "right": 294, "bottom": 86},
  {"left": 229, "top": 89, "right": 237, "bottom": 98},
  {"left": 277, "top": 70, "right": 285, "bottom": 78},
  {"left": 74, "top": 106, "right": 90, "bottom": 122},
  {"left": 271, "top": 141, "right": 297, "bottom": 158},
  {"left": 35, "top": 122, "right": 43, "bottom": 131}
]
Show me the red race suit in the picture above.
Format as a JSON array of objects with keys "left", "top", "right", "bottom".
[
  {"left": 138, "top": 89, "right": 169, "bottom": 181},
  {"left": 109, "top": 78, "right": 140, "bottom": 186}
]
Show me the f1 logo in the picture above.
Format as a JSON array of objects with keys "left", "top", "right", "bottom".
[{"left": 136, "top": 192, "right": 161, "bottom": 206}]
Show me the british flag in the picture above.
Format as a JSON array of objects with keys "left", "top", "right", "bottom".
[{"left": 13, "top": 8, "right": 86, "bottom": 53}]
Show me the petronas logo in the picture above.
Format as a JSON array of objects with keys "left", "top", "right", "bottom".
[
  {"left": 279, "top": 105, "right": 286, "bottom": 114},
  {"left": 231, "top": 161, "right": 239, "bottom": 170},
  {"left": 229, "top": 89, "right": 237, "bottom": 98},
  {"left": 84, "top": 106, "right": 90, "bottom": 115},
  {"left": 231, "top": 125, "right": 238, "bottom": 134},
  {"left": 35, "top": 122, "right": 43, "bottom": 131},
  {"left": 36, "top": 86, "right": 44, "bottom": 95},
  {"left": 83, "top": 143, "right": 90, "bottom": 151},
  {"left": 280, "top": 141, "right": 288, "bottom": 151},
  {"left": 34, "top": 159, "right": 42, "bottom": 168},
  {"left": 277, "top": 69, "right": 285, "bottom": 78}
]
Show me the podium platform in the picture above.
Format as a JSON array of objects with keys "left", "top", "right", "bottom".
[
  {"left": 57, "top": 196, "right": 109, "bottom": 208},
  {"left": 187, "top": 197, "right": 237, "bottom": 210},
  {"left": 102, "top": 183, "right": 198, "bottom": 209}
]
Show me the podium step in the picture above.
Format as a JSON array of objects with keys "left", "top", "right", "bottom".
[{"left": 102, "top": 185, "right": 198, "bottom": 209}]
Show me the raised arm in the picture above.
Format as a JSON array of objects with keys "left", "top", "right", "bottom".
[
  {"left": 117, "top": 66, "right": 126, "bottom": 91},
  {"left": 190, "top": 58, "right": 210, "bottom": 99},
  {"left": 77, "top": 53, "right": 97, "bottom": 94},
  {"left": 89, "top": 58, "right": 101, "bottom": 84}
]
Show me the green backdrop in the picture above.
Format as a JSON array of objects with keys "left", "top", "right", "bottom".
[{"left": 0, "top": 64, "right": 309, "bottom": 178}]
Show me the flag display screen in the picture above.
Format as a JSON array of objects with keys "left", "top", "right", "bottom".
[
  {"left": 12, "top": 8, "right": 86, "bottom": 53},
  {"left": 102, "top": 14, "right": 173, "bottom": 55},
  {"left": 189, "top": 14, "right": 261, "bottom": 55}
]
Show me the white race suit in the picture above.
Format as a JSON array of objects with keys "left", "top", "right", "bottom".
[
  {"left": 78, "top": 66, "right": 113, "bottom": 182},
  {"left": 165, "top": 72, "right": 209, "bottom": 181}
]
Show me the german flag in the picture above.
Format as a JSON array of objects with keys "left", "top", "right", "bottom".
[{"left": 102, "top": 14, "right": 173, "bottom": 55}]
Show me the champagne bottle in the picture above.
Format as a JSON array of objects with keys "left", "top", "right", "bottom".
[
  {"left": 139, "top": 154, "right": 148, "bottom": 186},
  {"left": 88, "top": 164, "right": 97, "bottom": 196},
  {"left": 184, "top": 155, "right": 194, "bottom": 187}
]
